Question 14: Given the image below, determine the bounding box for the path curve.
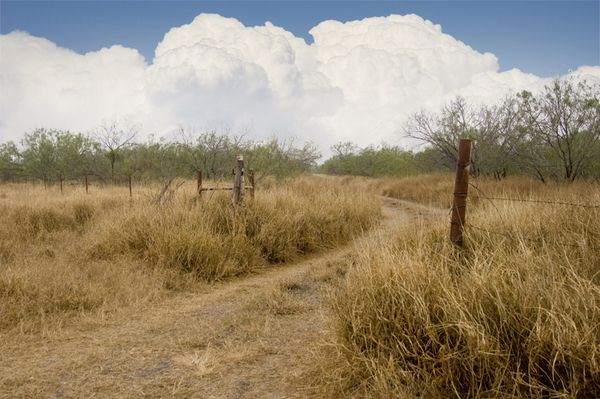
[0,198,444,398]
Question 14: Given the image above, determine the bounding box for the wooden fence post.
[85,175,89,194]
[129,175,132,198]
[249,168,255,199]
[232,154,244,207]
[450,139,472,247]
[197,170,202,197]
[60,175,63,194]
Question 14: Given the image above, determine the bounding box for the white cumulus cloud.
[0,31,147,140]
[1,13,599,152]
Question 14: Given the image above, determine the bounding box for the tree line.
[316,142,439,177]
[0,122,321,185]
[403,78,600,182]
[320,78,600,182]
[1,78,598,184]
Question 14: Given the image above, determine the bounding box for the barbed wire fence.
[450,139,600,252]
[466,183,599,250]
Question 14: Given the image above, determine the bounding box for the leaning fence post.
[232,154,244,207]
[450,139,472,247]
[249,168,255,199]
[197,170,202,197]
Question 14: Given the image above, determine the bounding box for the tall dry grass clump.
[0,185,172,332]
[378,172,454,208]
[0,176,381,331]
[246,176,380,262]
[327,177,600,398]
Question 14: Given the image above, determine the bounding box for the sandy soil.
[0,198,441,398]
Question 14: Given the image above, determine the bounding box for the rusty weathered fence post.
[232,154,244,207]
[85,175,89,194]
[129,175,132,198]
[197,170,202,197]
[249,168,255,199]
[450,139,472,247]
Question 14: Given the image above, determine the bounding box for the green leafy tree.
[319,142,428,177]
[365,144,417,177]
[20,128,97,183]
[122,138,191,182]
[321,142,360,175]
[405,79,600,182]
[0,141,23,181]
[174,123,251,179]
[246,135,321,181]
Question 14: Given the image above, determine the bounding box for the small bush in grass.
[73,201,94,226]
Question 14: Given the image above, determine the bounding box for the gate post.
[197,170,202,197]
[249,169,255,199]
[232,155,244,207]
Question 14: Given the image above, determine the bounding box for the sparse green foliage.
[3,124,320,184]
[89,118,140,183]
[318,142,431,177]
[246,136,321,181]
[516,79,600,181]
[0,141,22,181]
[19,128,98,183]
[403,79,600,182]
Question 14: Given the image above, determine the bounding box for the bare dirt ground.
[0,199,443,398]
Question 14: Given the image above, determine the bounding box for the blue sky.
[1,1,599,150]
[2,1,598,78]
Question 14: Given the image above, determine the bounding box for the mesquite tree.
[516,79,600,182]
[90,118,140,183]
[404,78,600,182]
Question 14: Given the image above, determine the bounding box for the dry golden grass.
[377,172,455,209]
[0,235,367,398]
[325,175,600,398]
[5,172,599,398]
[0,175,381,333]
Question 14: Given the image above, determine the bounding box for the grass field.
[325,175,600,398]
[2,173,599,398]
[0,175,381,333]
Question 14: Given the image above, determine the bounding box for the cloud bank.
[1,13,599,151]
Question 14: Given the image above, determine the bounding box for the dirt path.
[0,199,441,398]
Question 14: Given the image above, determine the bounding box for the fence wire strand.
[444,180,600,251]
[467,182,600,209]
[466,224,599,251]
